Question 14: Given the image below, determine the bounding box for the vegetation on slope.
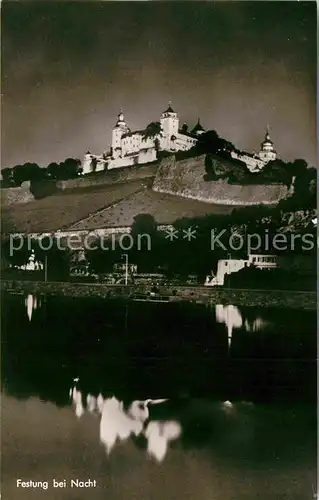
[1,158,82,187]
[172,129,316,193]
[3,196,316,288]
[1,180,147,233]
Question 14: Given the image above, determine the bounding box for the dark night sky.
[1,1,317,168]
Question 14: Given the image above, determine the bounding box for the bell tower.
[160,102,179,150]
[112,110,130,158]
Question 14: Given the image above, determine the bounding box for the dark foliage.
[224,266,316,291]
[2,158,82,186]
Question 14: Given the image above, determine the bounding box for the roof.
[178,129,198,139]
[261,129,274,145]
[262,137,273,146]
[191,119,205,134]
[122,129,145,139]
[163,104,175,114]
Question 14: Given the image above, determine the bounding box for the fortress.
[82,103,277,175]
[82,103,204,174]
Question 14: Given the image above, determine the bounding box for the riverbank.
[1,280,316,310]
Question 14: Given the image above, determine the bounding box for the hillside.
[1,182,35,206]
[1,180,148,234]
[153,155,290,205]
[2,177,237,234]
[2,154,301,235]
[68,188,234,231]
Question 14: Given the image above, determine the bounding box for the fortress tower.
[160,102,179,151]
[258,126,277,162]
[111,111,130,158]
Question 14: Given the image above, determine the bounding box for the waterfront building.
[17,250,43,272]
[205,253,278,286]
[113,263,138,274]
[69,262,90,278]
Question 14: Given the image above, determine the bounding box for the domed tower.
[160,102,179,150]
[258,126,277,163]
[112,110,130,158]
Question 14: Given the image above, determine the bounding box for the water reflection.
[215,304,243,347]
[145,420,182,462]
[70,382,182,462]
[2,392,316,500]
[244,317,269,332]
[2,294,316,407]
[100,396,144,455]
[215,305,271,347]
[71,382,316,466]
[70,386,85,418]
[25,294,40,322]
[1,295,317,498]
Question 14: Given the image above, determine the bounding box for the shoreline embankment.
[1,280,316,310]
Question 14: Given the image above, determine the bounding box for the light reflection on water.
[215,304,270,347]
[1,294,317,500]
[25,294,40,322]
[2,391,316,500]
[70,385,181,462]
[23,295,270,345]
[215,304,243,347]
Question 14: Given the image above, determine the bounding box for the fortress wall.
[56,164,158,191]
[153,155,289,206]
[1,182,35,206]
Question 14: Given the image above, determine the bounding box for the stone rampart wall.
[153,155,289,205]
[1,182,35,206]
[57,164,158,191]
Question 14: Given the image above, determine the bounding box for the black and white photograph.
[1,1,317,499]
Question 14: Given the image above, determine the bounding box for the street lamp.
[121,253,129,286]
[227,253,231,290]
[44,254,48,282]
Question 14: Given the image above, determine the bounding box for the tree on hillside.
[11,163,44,185]
[142,122,163,154]
[290,165,317,209]
[260,160,292,185]
[142,122,163,141]
[289,159,309,177]
[130,214,161,272]
[12,165,27,186]
[25,163,45,182]
[33,237,70,281]
[196,130,220,155]
[46,162,60,179]
[85,241,116,274]
[158,214,231,280]
[60,158,82,179]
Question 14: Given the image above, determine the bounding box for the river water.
[1,294,317,500]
